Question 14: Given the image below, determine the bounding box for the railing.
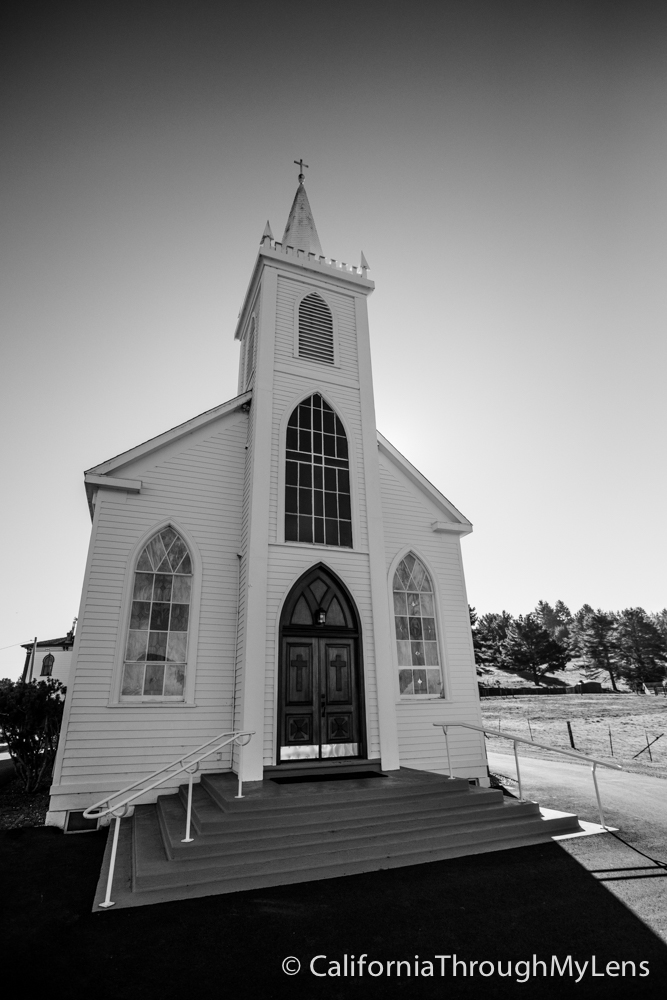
[433,722,622,830]
[84,729,254,909]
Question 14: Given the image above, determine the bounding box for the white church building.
[47,177,490,830]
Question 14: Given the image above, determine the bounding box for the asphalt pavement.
[488,752,667,942]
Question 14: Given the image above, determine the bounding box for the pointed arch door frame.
[277,564,366,764]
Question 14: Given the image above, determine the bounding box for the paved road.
[488,751,667,942]
[487,752,667,844]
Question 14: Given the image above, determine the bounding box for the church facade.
[47,181,488,829]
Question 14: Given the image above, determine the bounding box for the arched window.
[298,292,334,364]
[285,394,352,547]
[41,653,54,677]
[393,553,442,696]
[121,526,192,699]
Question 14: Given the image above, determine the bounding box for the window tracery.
[121,527,192,699]
[393,553,443,696]
[285,394,352,547]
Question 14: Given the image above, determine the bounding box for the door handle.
[321,694,326,718]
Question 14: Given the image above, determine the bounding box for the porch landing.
[92,767,582,910]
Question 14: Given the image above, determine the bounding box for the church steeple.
[281,182,323,256]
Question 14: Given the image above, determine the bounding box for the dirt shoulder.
[481,693,667,780]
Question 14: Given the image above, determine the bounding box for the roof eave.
[377,431,472,533]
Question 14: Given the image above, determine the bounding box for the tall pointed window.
[121,527,192,699]
[393,554,443,696]
[285,394,352,547]
[298,293,334,364]
[244,317,256,389]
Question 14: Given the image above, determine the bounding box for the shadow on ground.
[3,826,667,999]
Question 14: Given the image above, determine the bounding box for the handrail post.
[441,726,455,779]
[236,738,244,799]
[181,764,197,843]
[513,740,523,800]
[591,762,606,829]
[98,814,121,909]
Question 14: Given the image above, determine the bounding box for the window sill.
[272,540,368,554]
[396,696,449,703]
[107,701,199,708]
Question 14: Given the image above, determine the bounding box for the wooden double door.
[279,636,361,762]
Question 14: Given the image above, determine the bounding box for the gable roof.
[86,391,252,477]
[21,634,75,652]
[81,389,470,534]
[83,391,252,518]
[377,432,472,533]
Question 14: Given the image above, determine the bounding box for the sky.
[1,1,666,679]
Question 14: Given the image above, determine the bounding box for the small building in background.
[21,625,76,687]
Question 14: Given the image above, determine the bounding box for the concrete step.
[176,781,507,837]
[96,766,583,908]
[199,770,473,816]
[156,791,541,860]
[133,801,576,893]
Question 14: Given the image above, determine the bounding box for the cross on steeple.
[294,158,309,183]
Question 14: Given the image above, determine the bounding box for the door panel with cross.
[280,638,359,761]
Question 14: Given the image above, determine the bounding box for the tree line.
[469,601,667,690]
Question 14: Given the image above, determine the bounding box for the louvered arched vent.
[298,293,334,365]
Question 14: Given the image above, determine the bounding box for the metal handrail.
[86,728,254,909]
[434,721,622,830]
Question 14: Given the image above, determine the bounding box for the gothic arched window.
[244,317,256,389]
[285,394,352,547]
[121,526,192,699]
[298,292,334,364]
[393,553,443,696]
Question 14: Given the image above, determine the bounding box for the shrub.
[0,678,66,793]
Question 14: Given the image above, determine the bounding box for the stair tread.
[135,803,577,884]
[175,783,510,834]
[158,795,540,854]
[108,766,582,905]
[201,771,473,813]
[134,805,576,889]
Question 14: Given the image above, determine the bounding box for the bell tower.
[232,170,399,780]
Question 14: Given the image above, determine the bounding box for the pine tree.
[474,611,514,667]
[500,613,569,685]
[569,606,620,691]
[650,609,667,646]
[613,608,667,687]
[535,600,572,645]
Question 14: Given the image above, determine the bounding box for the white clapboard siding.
[51,411,248,808]
[378,456,486,779]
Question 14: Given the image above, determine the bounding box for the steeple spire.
[281,167,323,256]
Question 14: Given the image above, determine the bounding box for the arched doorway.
[278,565,365,763]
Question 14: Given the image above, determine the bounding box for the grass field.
[481,693,667,779]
